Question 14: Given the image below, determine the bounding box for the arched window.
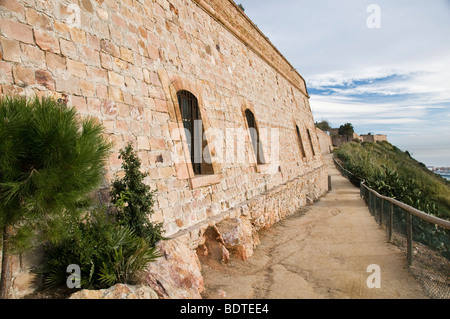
[295,125,306,158]
[245,109,266,165]
[177,90,212,175]
[307,128,316,157]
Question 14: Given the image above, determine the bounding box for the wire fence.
[333,156,450,299]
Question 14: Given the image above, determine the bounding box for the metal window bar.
[177,90,202,175]
[295,125,306,158]
[245,110,266,165]
[306,128,316,157]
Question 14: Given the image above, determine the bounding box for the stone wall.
[332,132,361,147]
[0,0,328,298]
[361,134,387,143]
[315,128,332,155]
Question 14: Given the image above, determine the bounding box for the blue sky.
[238,0,450,166]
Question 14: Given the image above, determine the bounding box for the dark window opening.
[296,125,306,158]
[307,128,316,157]
[177,90,213,175]
[245,109,266,165]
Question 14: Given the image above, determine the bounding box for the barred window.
[296,125,306,158]
[307,128,316,157]
[245,109,266,165]
[177,90,211,175]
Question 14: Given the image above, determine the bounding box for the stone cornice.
[192,0,309,98]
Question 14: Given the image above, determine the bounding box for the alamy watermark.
[66,4,81,28]
[169,122,281,174]
[366,264,381,288]
[66,264,81,289]
[367,4,381,29]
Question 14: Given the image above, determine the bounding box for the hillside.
[335,141,450,220]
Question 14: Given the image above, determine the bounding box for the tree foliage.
[110,143,164,247]
[315,120,331,132]
[338,123,354,137]
[0,96,112,297]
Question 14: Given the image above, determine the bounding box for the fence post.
[388,203,393,242]
[370,191,374,216]
[379,198,383,226]
[406,212,413,266]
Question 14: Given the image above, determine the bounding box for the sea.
[435,171,450,181]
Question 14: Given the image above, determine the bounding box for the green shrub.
[0,96,111,297]
[110,143,164,246]
[38,207,160,290]
[38,143,165,291]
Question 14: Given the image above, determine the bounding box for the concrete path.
[201,155,427,299]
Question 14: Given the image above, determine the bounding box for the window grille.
[177,90,202,175]
[245,109,266,165]
[296,125,306,158]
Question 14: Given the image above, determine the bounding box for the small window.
[295,125,306,158]
[245,109,266,165]
[177,90,213,175]
[307,128,316,157]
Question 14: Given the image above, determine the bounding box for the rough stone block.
[1,38,21,63]
[0,61,13,84]
[0,18,33,44]
[13,65,35,86]
[215,217,256,261]
[45,52,66,70]
[143,238,204,299]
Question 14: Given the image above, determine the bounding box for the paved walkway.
[201,155,427,299]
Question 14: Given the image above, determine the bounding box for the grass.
[335,141,450,220]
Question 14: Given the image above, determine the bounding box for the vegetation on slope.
[335,140,450,220]
[336,141,450,257]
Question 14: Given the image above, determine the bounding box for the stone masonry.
[315,127,333,155]
[0,0,329,298]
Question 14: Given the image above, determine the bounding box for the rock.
[142,238,204,299]
[220,244,230,264]
[215,217,256,261]
[69,284,158,299]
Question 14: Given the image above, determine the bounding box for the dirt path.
[200,155,427,299]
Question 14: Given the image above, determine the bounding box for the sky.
[238,0,450,167]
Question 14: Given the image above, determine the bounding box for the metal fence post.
[388,203,393,242]
[371,191,374,216]
[406,212,413,266]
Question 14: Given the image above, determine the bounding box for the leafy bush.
[110,143,164,246]
[38,207,160,290]
[38,143,165,291]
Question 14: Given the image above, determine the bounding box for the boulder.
[197,225,230,266]
[215,217,257,261]
[69,284,158,299]
[142,238,204,299]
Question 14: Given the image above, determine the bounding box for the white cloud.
[240,0,450,165]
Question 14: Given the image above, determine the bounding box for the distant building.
[360,134,388,143]
[329,129,387,147]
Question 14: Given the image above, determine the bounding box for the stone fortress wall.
[0,0,329,298]
[315,127,333,155]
